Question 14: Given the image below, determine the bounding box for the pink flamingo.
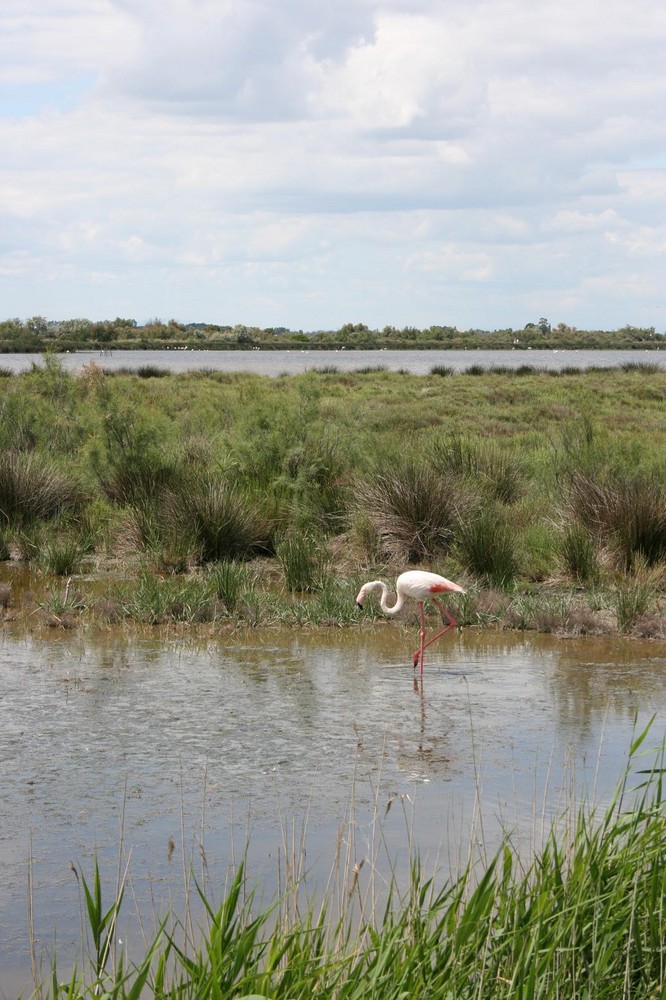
[356,570,465,676]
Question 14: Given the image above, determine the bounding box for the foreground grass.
[1,360,665,638]
[29,726,666,998]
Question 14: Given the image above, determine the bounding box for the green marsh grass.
[113,572,217,625]
[430,434,523,504]
[208,559,256,613]
[27,726,666,999]
[276,533,330,592]
[560,522,600,584]
[0,362,664,637]
[615,579,657,633]
[455,508,519,588]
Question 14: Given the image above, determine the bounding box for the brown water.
[1,626,666,993]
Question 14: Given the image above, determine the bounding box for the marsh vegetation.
[0,357,664,637]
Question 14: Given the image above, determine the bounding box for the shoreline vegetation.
[22,729,666,998]
[0,357,664,638]
[0,315,664,354]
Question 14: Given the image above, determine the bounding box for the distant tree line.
[0,315,662,352]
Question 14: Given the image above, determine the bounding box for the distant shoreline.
[2,340,665,354]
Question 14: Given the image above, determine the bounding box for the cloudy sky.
[1,0,665,331]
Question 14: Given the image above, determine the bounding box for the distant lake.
[1,347,664,376]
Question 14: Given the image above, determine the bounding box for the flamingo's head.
[356,581,381,608]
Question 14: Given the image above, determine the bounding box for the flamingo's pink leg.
[412,600,458,670]
[412,601,427,675]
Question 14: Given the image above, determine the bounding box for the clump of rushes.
[455,507,519,589]
[615,576,657,633]
[208,560,256,613]
[29,728,666,999]
[431,434,523,504]
[354,461,468,563]
[135,364,171,378]
[567,470,666,570]
[159,474,273,564]
[98,446,181,509]
[276,533,330,592]
[114,572,217,624]
[0,451,85,527]
[560,522,599,584]
[38,534,86,576]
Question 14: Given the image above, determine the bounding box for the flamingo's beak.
[356,598,364,608]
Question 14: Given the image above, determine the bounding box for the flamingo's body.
[356,570,465,676]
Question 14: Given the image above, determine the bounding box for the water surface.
[1,347,664,376]
[1,626,665,991]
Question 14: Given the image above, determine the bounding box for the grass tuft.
[455,508,519,588]
[276,533,330,592]
[354,461,469,563]
[567,470,666,570]
[0,452,85,528]
[560,522,599,583]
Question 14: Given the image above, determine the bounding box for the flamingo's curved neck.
[376,582,404,616]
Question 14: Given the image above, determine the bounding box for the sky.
[1,0,665,332]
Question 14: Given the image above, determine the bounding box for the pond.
[1,625,666,992]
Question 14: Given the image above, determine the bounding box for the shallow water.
[1,625,666,992]
[1,346,664,375]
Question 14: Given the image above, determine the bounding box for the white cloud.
[0,0,665,329]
